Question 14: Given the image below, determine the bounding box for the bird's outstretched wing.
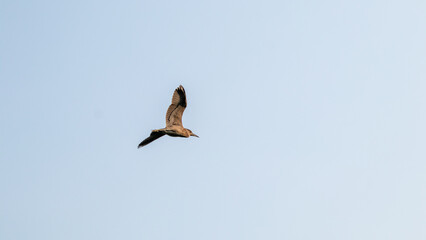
[138,131,166,148]
[165,85,187,127]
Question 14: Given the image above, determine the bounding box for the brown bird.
[138,85,199,148]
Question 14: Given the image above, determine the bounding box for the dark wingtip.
[137,141,146,148]
[176,85,187,107]
[177,85,185,93]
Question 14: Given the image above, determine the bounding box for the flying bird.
[138,85,199,148]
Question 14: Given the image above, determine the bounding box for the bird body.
[138,85,198,148]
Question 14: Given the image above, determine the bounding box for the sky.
[1,0,426,239]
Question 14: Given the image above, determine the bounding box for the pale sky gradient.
[1,0,426,239]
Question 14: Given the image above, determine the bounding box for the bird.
[138,85,199,148]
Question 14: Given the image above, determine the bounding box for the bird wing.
[165,85,187,127]
[138,131,166,148]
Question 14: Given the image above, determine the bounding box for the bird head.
[187,129,199,138]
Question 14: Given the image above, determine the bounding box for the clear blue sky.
[1,0,426,239]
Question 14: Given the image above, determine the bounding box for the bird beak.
[191,133,199,138]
